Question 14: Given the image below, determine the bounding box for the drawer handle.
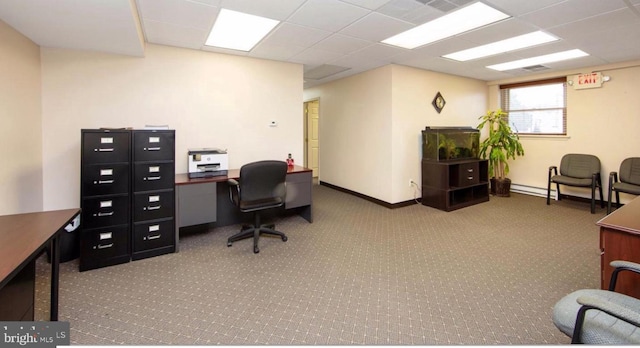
[145,176,161,181]
[96,211,114,217]
[96,180,114,184]
[96,243,113,249]
[145,147,161,151]
[467,169,474,172]
[146,205,161,211]
[146,234,161,240]
[96,148,114,152]
[467,176,474,180]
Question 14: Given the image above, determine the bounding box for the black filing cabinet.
[131,130,176,260]
[80,129,131,271]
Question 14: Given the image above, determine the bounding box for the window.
[500,77,567,135]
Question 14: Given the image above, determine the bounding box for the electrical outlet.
[409,179,413,187]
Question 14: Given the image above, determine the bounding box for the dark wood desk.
[175,165,313,250]
[597,196,640,297]
[0,208,81,321]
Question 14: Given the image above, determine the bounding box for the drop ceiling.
[1,0,639,88]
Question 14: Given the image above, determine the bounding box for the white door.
[305,100,319,177]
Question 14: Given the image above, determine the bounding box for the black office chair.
[227,160,288,253]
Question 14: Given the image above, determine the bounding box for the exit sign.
[572,72,603,90]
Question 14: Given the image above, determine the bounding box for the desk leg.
[175,187,180,253]
[300,205,313,223]
[50,236,59,321]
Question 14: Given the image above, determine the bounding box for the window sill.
[517,134,571,140]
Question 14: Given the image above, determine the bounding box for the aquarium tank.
[422,126,480,161]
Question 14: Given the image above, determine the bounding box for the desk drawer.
[133,190,174,222]
[133,131,174,162]
[132,219,174,252]
[82,163,130,196]
[133,162,174,191]
[82,131,130,164]
[80,225,129,260]
[82,195,130,228]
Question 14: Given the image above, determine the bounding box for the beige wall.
[304,64,488,204]
[0,20,42,215]
[489,61,640,203]
[41,44,303,210]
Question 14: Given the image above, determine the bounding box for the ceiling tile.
[339,12,413,42]
[219,0,306,20]
[290,48,345,65]
[376,0,442,24]
[287,0,370,31]
[519,0,632,29]
[142,20,208,49]
[339,0,393,10]
[261,22,332,47]
[137,0,218,31]
[312,34,372,54]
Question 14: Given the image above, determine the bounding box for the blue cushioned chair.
[553,260,640,344]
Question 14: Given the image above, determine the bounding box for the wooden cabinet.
[421,159,489,211]
[80,129,132,271]
[131,130,175,260]
[80,129,175,271]
[597,196,640,297]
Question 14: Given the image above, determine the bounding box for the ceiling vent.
[522,64,550,72]
[415,0,474,12]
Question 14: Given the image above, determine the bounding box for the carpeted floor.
[35,183,604,344]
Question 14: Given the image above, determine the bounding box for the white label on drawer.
[100,169,113,176]
[100,200,113,208]
[149,224,160,232]
[149,166,160,173]
[99,232,112,240]
[101,137,113,144]
[149,195,160,202]
[149,136,160,143]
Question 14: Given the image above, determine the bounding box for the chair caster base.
[254,247,259,254]
[282,236,287,242]
[227,242,232,247]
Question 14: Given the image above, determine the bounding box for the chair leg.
[547,178,551,205]
[615,191,620,210]
[590,179,596,214]
[598,175,604,208]
[556,183,561,201]
[607,186,613,214]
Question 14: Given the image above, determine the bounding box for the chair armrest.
[571,295,640,343]
[608,260,640,291]
[609,171,619,185]
[548,166,558,175]
[228,179,239,204]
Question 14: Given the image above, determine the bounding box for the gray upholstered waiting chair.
[227,160,288,254]
[553,260,640,344]
[547,153,604,214]
[607,157,640,214]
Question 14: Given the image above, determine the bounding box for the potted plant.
[477,109,524,197]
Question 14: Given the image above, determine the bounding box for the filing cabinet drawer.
[82,131,130,164]
[82,163,130,196]
[133,162,174,191]
[133,131,174,162]
[133,190,174,222]
[132,219,174,252]
[82,195,130,228]
[80,225,129,260]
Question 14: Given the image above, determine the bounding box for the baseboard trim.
[510,183,606,205]
[319,181,417,209]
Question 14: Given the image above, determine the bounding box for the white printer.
[188,148,228,178]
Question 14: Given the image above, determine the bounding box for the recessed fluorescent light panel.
[381,2,510,49]
[486,49,589,71]
[205,9,279,51]
[443,31,558,61]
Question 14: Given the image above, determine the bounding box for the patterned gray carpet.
[35,183,603,344]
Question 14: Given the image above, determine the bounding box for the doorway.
[303,99,319,177]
